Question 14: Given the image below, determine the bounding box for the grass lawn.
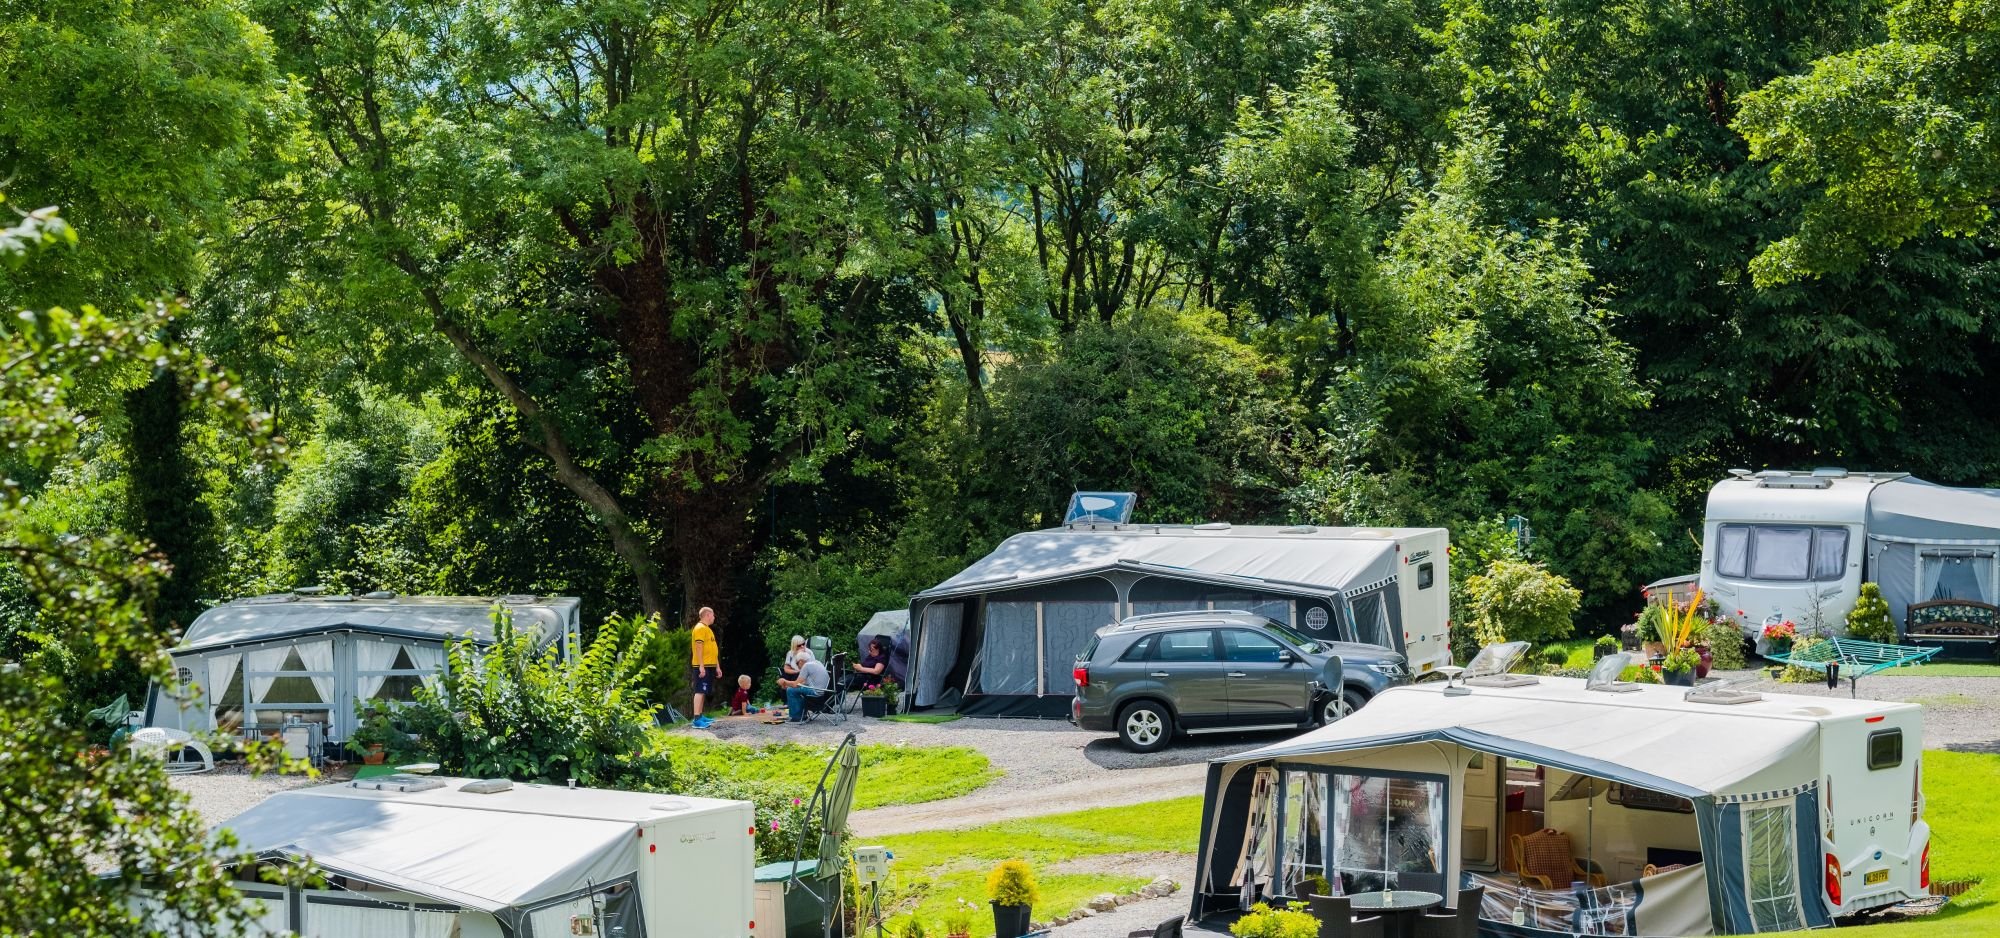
[1873,662,2000,678]
[879,796,1205,933]
[655,734,1000,810]
[882,713,963,724]
[1537,638,1601,671]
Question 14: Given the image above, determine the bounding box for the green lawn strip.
[1873,662,2000,678]
[882,713,964,724]
[655,734,1000,810]
[1535,639,1598,671]
[877,796,1204,932]
[1793,751,1998,936]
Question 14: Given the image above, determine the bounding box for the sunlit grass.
[654,734,1000,810]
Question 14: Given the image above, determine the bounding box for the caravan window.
[1274,767,1446,897]
[1868,729,1903,770]
[1716,524,1849,582]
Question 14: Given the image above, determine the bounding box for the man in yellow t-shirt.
[690,606,721,728]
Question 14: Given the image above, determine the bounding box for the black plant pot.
[1593,645,1612,661]
[992,902,1032,938]
[862,695,889,718]
[1664,668,1695,687]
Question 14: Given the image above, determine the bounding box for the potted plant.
[1593,635,1619,661]
[1762,619,1797,657]
[987,860,1039,938]
[1661,647,1700,687]
[349,698,402,765]
[1229,901,1320,938]
[861,679,902,718]
[899,918,928,938]
[942,899,976,938]
[1636,605,1666,660]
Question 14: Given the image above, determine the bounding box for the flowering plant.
[1762,620,1796,641]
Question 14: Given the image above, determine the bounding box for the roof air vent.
[1277,525,1318,534]
[363,590,397,600]
[1585,653,1641,694]
[1757,475,1832,490]
[1064,491,1138,526]
[1192,522,1231,531]
[292,585,327,596]
[1727,468,1753,478]
[244,593,299,605]
[352,774,447,793]
[1684,680,1763,706]
[499,594,538,604]
[1810,467,1849,478]
[1461,642,1539,688]
[322,594,354,602]
[460,778,513,794]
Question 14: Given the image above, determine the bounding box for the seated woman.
[781,634,807,683]
[849,636,890,691]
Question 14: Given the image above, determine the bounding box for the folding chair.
[802,653,849,724]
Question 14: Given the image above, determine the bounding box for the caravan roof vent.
[499,594,538,604]
[292,585,327,596]
[1684,681,1763,706]
[1461,641,1539,688]
[1811,467,1849,478]
[1192,522,1232,531]
[352,774,447,794]
[460,778,513,794]
[1728,468,1753,478]
[1064,491,1137,526]
[1584,653,1641,694]
[1277,525,1318,534]
[244,593,298,605]
[363,590,396,600]
[1757,474,1832,490]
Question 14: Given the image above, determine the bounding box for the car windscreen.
[1262,619,1323,655]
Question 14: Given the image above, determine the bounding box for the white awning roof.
[1220,678,1867,798]
[219,779,733,912]
[917,526,1423,600]
[178,596,578,653]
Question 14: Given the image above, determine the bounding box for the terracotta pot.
[362,743,386,765]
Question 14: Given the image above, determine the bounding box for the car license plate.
[1864,869,1889,886]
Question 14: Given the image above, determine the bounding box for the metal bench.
[1905,599,2000,661]
[1768,638,1939,697]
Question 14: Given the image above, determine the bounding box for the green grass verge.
[1537,639,1600,671]
[655,734,1000,810]
[879,796,1205,933]
[881,713,963,724]
[1874,662,2000,678]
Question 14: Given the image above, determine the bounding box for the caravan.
[1189,651,1931,936]
[1700,469,2000,651]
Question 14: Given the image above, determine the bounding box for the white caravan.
[1189,665,1931,935]
[1701,469,2000,644]
[208,776,756,938]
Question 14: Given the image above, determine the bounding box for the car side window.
[1120,635,1157,662]
[1153,630,1217,662]
[1221,629,1286,663]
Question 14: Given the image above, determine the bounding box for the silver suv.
[1070,610,1408,751]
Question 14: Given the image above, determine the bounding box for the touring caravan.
[1700,469,2000,648]
[907,522,1452,717]
[1189,654,1930,936]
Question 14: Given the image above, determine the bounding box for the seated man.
[779,647,831,723]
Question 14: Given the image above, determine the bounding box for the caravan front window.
[1274,767,1446,897]
[1716,525,1849,582]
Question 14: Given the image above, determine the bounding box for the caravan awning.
[1867,479,2000,542]
[1223,679,1824,799]
[179,597,576,654]
[221,786,638,912]
[915,527,1404,601]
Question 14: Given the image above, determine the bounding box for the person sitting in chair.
[781,634,808,683]
[779,647,831,723]
[849,636,890,691]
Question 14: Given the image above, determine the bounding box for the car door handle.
[1227,671,1247,677]
[1150,671,1171,678]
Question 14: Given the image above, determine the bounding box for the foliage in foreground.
[0,206,282,935]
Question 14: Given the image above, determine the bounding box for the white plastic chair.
[128,727,215,775]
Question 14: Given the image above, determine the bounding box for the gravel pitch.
[174,762,345,829]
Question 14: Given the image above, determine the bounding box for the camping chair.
[1413,886,1483,938]
[127,727,215,775]
[1309,894,1384,938]
[1511,830,1606,890]
[1126,914,1185,938]
[802,653,849,724]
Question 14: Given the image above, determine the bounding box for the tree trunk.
[124,365,216,635]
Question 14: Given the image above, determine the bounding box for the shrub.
[1663,647,1700,674]
[942,899,977,936]
[1781,635,1827,683]
[986,860,1040,908]
[1846,582,1896,643]
[400,607,672,788]
[1635,604,1664,643]
[1464,559,1581,645]
[600,613,693,718]
[1704,619,1747,671]
[1595,634,1618,653]
[1229,902,1321,938]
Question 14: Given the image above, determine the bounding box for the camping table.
[1348,890,1443,938]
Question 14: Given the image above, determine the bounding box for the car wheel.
[1320,688,1367,725]
[1118,702,1172,752]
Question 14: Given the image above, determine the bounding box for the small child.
[730,674,753,715]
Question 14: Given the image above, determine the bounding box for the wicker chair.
[1125,914,1184,938]
[1413,886,1483,938]
[1510,829,1607,890]
[1308,894,1385,938]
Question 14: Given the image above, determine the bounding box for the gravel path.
[174,762,345,828]
[1707,667,2000,751]
[695,713,1295,836]
[1044,893,1225,937]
